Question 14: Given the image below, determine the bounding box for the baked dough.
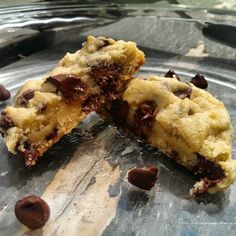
[107,75,236,195]
[0,36,144,166]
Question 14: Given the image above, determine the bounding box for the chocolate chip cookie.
[107,75,236,195]
[0,36,145,166]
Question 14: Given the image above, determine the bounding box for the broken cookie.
[0,36,144,166]
[104,75,236,195]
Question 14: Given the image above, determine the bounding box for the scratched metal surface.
[0,3,236,236]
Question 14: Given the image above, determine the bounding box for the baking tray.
[0,2,236,236]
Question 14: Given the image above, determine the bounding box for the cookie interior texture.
[0,36,145,166]
[106,76,236,195]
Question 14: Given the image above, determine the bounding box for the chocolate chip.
[0,113,14,136]
[128,166,158,190]
[45,74,87,100]
[173,86,192,99]
[110,99,130,127]
[90,63,122,94]
[164,69,180,81]
[20,89,35,105]
[82,94,100,114]
[194,154,225,180]
[15,195,50,230]
[0,84,10,101]
[134,100,156,136]
[135,101,156,122]
[190,74,208,89]
[45,128,58,141]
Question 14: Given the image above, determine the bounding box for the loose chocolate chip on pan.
[128,166,158,190]
[45,74,87,100]
[164,69,180,81]
[173,86,192,99]
[190,74,208,89]
[15,195,50,230]
[110,99,130,126]
[0,84,10,101]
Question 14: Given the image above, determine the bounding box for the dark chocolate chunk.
[134,100,156,136]
[128,166,158,190]
[45,128,58,141]
[0,84,10,101]
[164,69,180,81]
[194,154,225,180]
[17,89,36,106]
[45,74,87,100]
[173,86,192,99]
[110,99,130,127]
[0,112,14,135]
[82,94,100,114]
[90,63,122,94]
[20,89,35,105]
[15,195,50,230]
[190,74,208,89]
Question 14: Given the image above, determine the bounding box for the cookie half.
[106,76,236,194]
[0,36,145,166]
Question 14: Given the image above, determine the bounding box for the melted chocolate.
[134,100,156,136]
[45,74,87,100]
[90,63,122,94]
[194,154,225,180]
[82,94,100,114]
[110,99,130,127]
